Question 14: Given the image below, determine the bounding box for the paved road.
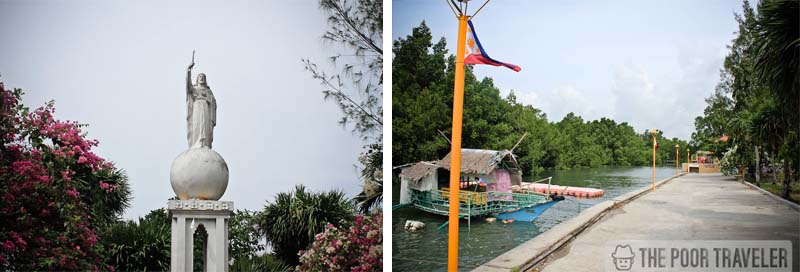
[539,173,800,272]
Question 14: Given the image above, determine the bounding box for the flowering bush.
[0,83,130,270]
[719,145,739,176]
[297,213,382,272]
[255,185,354,265]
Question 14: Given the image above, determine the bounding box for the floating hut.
[397,149,559,222]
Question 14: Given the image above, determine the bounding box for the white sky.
[0,0,366,219]
[393,0,750,140]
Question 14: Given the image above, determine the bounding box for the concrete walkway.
[536,173,800,271]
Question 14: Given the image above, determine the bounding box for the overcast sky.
[0,0,367,219]
[394,0,750,140]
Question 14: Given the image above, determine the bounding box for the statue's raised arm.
[186,51,195,96]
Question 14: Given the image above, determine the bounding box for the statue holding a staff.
[185,51,217,149]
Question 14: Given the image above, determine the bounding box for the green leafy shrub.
[255,185,354,265]
[103,209,170,271]
[230,253,292,271]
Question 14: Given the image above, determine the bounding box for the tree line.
[392,22,688,177]
[691,0,798,200]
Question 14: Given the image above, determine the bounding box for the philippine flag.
[464,20,521,72]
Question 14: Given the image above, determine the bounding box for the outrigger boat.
[394,148,564,226]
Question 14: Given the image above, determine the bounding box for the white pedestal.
[168,200,233,272]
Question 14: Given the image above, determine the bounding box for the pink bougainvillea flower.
[66,189,79,198]
[1,84,127,269]
[297,213,382,272]
[2,240,15,251]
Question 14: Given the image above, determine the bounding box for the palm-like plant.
[87,168,132,225]
[354,180,382,213]
[255,185,355,265]
[753,0,800,198]
[102,209,171,271]
[355,142,382,213]
[753,0,800,117]
[230,253,292,272]
[749,105,787,182]
[750,105,786,156]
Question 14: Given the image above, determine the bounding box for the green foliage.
[103,208,274,271]
[691,1,763,165]
[103,209,170,271]
[392,22,688,174]
[354,142,382,213]
[230,253,292,272]
[692,0,799,199]
[752,0,800,124]
[690,89,734,154]
[255,185,355,265]
[306,0,384,215]
[229,210,264,260]
[751,0,799,197]
[392,22,452,164]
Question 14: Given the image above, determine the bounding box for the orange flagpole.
[650,129,657,191]
[652,138,656,191]
[675,144,679,175]
[448,14,469,272]
[652,137,656,191]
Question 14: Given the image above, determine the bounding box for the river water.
[392,166,679,271]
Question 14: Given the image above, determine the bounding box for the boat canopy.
[399,148,521,184]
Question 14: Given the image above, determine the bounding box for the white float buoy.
[404,220,425,231]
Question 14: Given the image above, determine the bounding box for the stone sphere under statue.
[170,148,229,200]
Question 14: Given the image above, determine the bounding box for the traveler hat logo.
[611,244,635,271]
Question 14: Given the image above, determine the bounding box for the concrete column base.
[168,199,233,272]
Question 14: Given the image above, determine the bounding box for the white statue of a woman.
[186,54,217,149]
